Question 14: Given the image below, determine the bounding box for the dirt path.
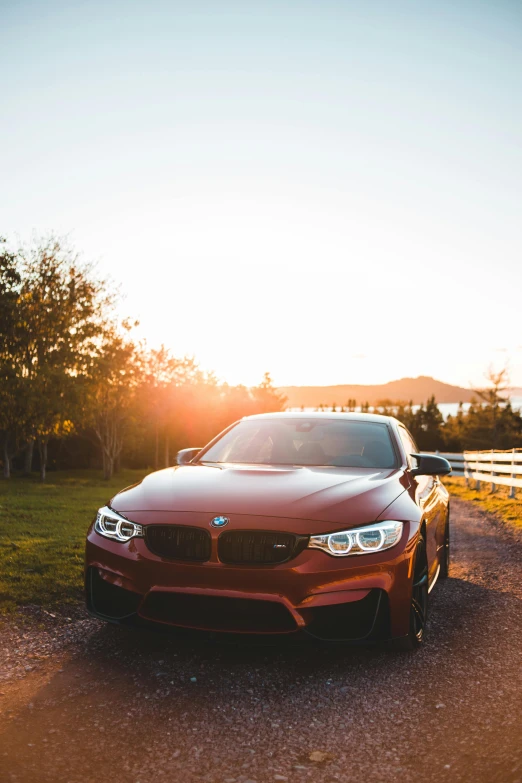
[1,498,521,783]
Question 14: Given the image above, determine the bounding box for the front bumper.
[85,519,418,641]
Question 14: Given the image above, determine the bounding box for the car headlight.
[308,520,403,557]
[94,506,144,542]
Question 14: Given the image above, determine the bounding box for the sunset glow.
[2,0,522,387]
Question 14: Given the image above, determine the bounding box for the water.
[289,397,522,420]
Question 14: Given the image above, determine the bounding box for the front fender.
[377,488,422,528]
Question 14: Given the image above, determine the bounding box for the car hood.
[111,464,408,526]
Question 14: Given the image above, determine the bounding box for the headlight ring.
[94,506,143,543]
[308,520,403,557]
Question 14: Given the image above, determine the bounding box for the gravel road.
[1,498,521,783]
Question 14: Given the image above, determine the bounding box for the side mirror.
[176,447,202,466]
[410,453,451,477]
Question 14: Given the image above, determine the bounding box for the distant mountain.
[278,376,476,408]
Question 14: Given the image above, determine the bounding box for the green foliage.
[0,238,26,473]
[0,237,21,349]
[84,324,142,480]
[251,372,287,413]
[444,371,522,451]
[0,234,287,480]
[370,395,446,450]
[0,235,111,479]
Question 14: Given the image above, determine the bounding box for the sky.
[2,0,522,389]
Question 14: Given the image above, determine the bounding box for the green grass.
[444,476,522,531]
[0,469,149,613]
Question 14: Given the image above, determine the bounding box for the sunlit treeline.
[311,377,522,452]
[0,235,285,480]
[2,235,520,481]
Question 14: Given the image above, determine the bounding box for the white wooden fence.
[435,449,522,497]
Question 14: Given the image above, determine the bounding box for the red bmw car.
[85,413,451,650]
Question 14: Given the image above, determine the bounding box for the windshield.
[199,419,397,469]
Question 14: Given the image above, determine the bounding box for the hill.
[278,376,475,408]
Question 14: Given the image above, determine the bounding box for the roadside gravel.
[1,498,521,783]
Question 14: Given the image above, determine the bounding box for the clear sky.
[2,0,522,388]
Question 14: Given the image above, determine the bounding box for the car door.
[398,426,441,583]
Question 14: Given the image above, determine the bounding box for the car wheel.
[389,533,429,652]
[439,510,450,579]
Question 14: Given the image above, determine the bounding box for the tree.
[0,238,21,348]
[0,368,26,478]
[251,372,286,413]
[138,349,204,469]
[140,346,182,469]
[371,397,445,450]
[84,326,141,480]
[415,395,444,450]
[474,367,510,409]
[0,238,23,477]
[443,402,466,452]
[469,368,510,449]
[445,369,522,451]
[19,237,111,479]
[0,235,112,479]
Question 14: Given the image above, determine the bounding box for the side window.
[398,427,418,468]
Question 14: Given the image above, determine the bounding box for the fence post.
[510,448,516,499]
[491,449,496,492]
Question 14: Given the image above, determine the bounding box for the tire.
[439,509,450,579]
[389,533,429,652]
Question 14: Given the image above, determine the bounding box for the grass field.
[443,476,522,531]
[0,470,148,613]
[0,470,520,613]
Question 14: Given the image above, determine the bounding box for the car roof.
[242,411,400,426]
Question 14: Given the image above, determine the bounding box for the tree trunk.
[154,424,159,471]
[164,434,170,468]
[2,437,10,479]
[104,454,114,481]
[24,440,34,475]
[93,414,124,480]
[37,437,48,482]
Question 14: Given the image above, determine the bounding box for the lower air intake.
[305,589,389,641]
[86,567,142,620]
[140,592,297,633]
